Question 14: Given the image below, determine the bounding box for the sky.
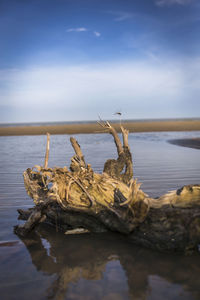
[0,0,200,123]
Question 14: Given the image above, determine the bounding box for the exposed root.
[14,121,200,252]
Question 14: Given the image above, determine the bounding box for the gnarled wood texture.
[14,122,200,253]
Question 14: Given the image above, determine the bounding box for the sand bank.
[168,138,200,150]
[0,119,200,136]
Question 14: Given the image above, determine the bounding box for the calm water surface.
[0,131,200,300]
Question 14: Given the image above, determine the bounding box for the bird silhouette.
[114,112,122,116]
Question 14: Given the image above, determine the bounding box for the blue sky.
[0,0,200,123]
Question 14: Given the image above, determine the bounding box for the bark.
[14,122,200,252]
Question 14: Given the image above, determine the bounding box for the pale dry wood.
[70,137,86,168]
[121,126,129,149]
[98,120,123,155]
[66,173,95,207]
[44,133,50,169]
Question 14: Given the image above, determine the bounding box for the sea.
[0,130,200,300]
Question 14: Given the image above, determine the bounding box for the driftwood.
[14,122,200,252]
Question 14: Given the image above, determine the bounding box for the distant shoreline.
[168,138,200,150]
[0,119,200,136]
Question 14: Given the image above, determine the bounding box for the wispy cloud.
[107,11,134,22]
[66,28,101,38]
[66,27,87,33]
[155,0,192,6]
[94,31,101,37]
[1,58,199,122]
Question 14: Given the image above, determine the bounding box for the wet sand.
[0,119,200,136]
[168,138,200,150]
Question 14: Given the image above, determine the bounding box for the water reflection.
[17,224,200,300]
[1,132,200,299]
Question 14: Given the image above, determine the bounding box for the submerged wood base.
[15,184,200,252]
[14,122,200,253]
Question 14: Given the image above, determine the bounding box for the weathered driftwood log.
[14,122,200,252]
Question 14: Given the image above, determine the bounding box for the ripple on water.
[0,132,200,299]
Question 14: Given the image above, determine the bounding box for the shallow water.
[0,131,200,300]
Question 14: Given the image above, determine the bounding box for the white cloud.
[66,27,87,33]
[94,31,101,37]
[155,0,192,6]
[107,11,134,22]
[66,28,101,38]
[1,57,199,122]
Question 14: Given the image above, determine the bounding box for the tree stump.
[14,122,200,253]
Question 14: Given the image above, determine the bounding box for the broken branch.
[44,133,50,169]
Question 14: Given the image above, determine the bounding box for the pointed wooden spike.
[44,133,50,169]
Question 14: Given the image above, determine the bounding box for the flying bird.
[114,112,122,126]
[114,112,122,116]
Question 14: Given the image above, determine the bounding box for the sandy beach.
[0,119,200,136]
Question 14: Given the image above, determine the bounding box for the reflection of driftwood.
[17,226,200,300]
[14,122,200,252]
